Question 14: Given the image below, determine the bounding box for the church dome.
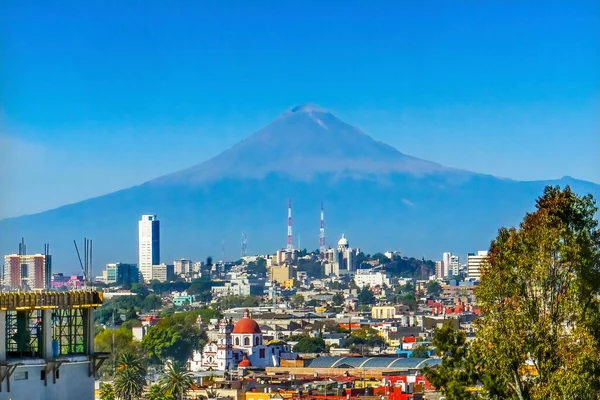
[238,355,251,368]
[338,234,348,247]
[232,309,262,334]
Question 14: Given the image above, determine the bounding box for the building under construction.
[0,290,104,400]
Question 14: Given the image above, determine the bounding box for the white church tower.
[216,317,234,370]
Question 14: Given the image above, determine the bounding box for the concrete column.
[42,309,53,359]
[0,310,6,361]
[83,308,94,355]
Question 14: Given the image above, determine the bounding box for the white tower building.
[216,318,234,370]
[467,250,489,280]
[138,214,160,282]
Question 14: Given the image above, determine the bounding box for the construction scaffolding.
[0,291,102,360]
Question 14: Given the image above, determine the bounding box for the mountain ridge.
[0,105,598,272]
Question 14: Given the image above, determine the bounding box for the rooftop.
[306,356,440,370]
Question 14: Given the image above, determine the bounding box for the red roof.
[238,358,252,367]
[232,310,262,334]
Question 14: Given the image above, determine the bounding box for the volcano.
[1,105,598,272]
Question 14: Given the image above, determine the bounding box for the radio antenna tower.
[319,202,326,256]
[286,199,293,252]
[241,232,247,257]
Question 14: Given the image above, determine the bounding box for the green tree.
[422,323,482,399]
[474,186,600,399]
[411,344,430,358]
[196,307,223,323]
[142,294,162,312]
[217,295,261,310]
[130,283,149,297]
[425,281,442,297]
[291,294,305,308]
[94,327,144,378]
[292,336,327,353]
[159,362,195,400]
[357,286,376,305]
[331,292,345,306]
[187,278,215,302]
[113,352,146,400]
[145,384,169,400]
[141,312,205,365]
[99,383,115,400]
[346,327,385,348]
[247,258,267,276]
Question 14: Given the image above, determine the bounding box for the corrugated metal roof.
[306,356,441,370]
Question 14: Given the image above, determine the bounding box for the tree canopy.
[357,286,376,305]
[425,281,443,297]
[424,186,600,399]
[141,312,205,365]
[292,336,327,353]
[474,186,600,399]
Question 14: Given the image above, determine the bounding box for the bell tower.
[216,317,234,370]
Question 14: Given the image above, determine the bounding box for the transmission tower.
[241,232,247,257]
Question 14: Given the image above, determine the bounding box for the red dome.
[232,317,262,334]
[232,309,262,334]
[238,357,251,368]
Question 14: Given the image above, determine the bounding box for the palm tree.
[99,383,115,400]
[159,362,195,400]
[117,352,146,374]
[114,352,146,400]
[145,383,170,400]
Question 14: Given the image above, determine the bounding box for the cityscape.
[1,1,599,400]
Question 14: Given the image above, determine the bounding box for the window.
[40,370,46,380]
[15,371,28,381]
[271,348,275,354]
[259,349,265,358]
[244,337,250,346]
[235,337,240,346]
[255,337,259,346]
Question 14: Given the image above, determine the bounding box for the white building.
[324,234,359,276]
[467,251,489,280]
[151,263,173,282]
[353,269,391,288]
[138,215,160,282]
[442,252,460,278]
[189,310,291,371]
[435,261,444,280]
[174,259,193,276]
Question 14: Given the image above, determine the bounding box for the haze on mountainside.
[1,104,598,272]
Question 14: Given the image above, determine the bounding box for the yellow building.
[283,278,299,288]
[371,305,408,319]
[269,265,294,284]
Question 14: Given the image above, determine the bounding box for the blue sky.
[1,0,598,219]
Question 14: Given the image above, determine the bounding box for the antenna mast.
[221,238,225,262]
[286,199,293,252]
[319,202,326,257]
[241,232,247,258]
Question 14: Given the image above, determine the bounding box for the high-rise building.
[151,263,174,283]
[467,251,489,280]
[442,252,451,278]
[139,215,160,282]
[3,253,51,290]
[435,260,444,279]
[101,263,139,285]
[442,252,461,278]
[174,259,193,276]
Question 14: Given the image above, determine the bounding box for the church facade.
[189,309,291,371]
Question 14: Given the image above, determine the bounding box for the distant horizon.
[1,1,598,218]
